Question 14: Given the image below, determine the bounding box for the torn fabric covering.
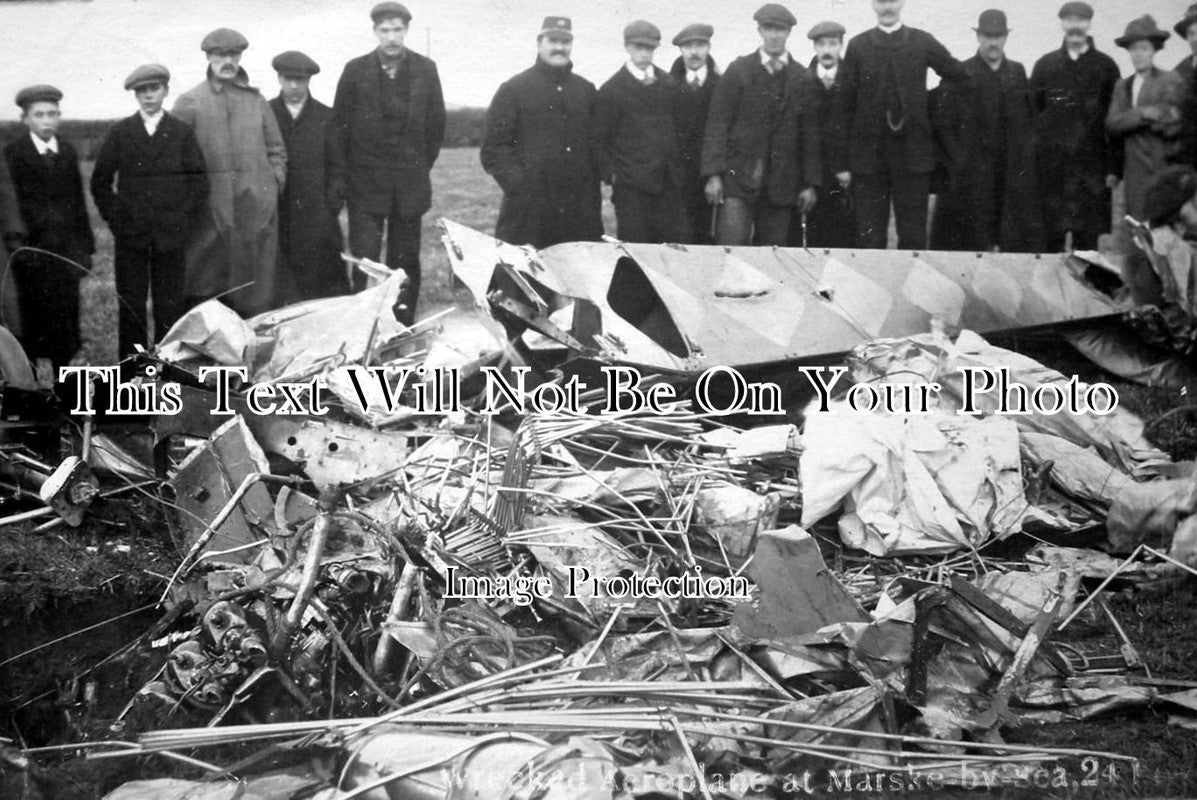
[156,299,261,367]
[800,407,1027,556]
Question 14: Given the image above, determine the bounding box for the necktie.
[42,149,55,167]
[642,71,655,86]
[767,57,782,75]
[690,73,701,89]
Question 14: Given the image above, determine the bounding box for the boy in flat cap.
[270,51,347,302]
[1029,2,1121,253]
[594,21,690,244]
[91,65,208,363]
[801,20,854,248]
[930,10,1043,254]
[173,28,288,317]
[481,17,602,248]
[1107,15,1188,304]
[4,85,94,379]
[669,23,720,244]
[835,0,966,250]
[329,2,445,325]
[701,4,821,246]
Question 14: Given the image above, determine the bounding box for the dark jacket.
[90,112,208,252]
[804,57,855,248]
[1176,54,1197,168]
[931,56,1044,253]
[270,95,346,301]
[480,59,602,248]
[594,65,686,194]
[5,135,93,259]
[329,49,446,218]
[669,55,720,202]
[700,51,821,205]
[1029,40,1121,240]
[835,26,966,175]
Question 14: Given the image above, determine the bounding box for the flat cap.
[1115,15,1170,49]
[201,27,249,53]
[272,50,320,76]
[624,20,661,47]
[15,84,62,109]
[1144,166,1197,225]
[754,3,797,29]
[975,9,1010,36]
[807,21,846,41]
[1175,4,1197,37]
[539,16,573,41]
[672,23,714,46]
[1057,2,1094,20]
[370,2,411,25]
[124,64,170,91]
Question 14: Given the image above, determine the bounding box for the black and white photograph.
[1,0,1196,797]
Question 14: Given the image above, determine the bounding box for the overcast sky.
[0,0,1191,120]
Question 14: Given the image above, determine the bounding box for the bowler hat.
[672,23,714,46]
[624,20,661,47]
[1057,2,1094,20]
[539,16,573,41]
[754,3,797,29]
[1115,15,1170,49]
[974,10,1009,36]
[370,2,410,25]
[1144,166,1197,225]
[201,28,249,54]
[15,85,62,109]
[807,21,846,41]
[124,64,170,91]
[272,51,320,77]
[1175,4,1197,37]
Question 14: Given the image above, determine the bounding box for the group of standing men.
[0,2,443,379]
[480,0,1197,275]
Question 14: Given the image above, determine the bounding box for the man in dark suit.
[930,11,1043,253]
[91,65,208,362]
[701,4,821,246]
[329,1,445,324]
[269,51,346,303]
[1174,4,1197,168]
[481,17,602,249]
[5,85,95,378]
[834,0,966,249]
[594,21,689,244]
[1030,2,1122,252]
[801,20,855,248]
[669,23,719,244]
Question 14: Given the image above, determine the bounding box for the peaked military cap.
[124,64,170,91]
[754,4,797,29]
[807,21,846,41]
[540,16,573,41]
[624,20,661,47]
[672,23,714,46]
[370,2,411,25]
[272,51,320,76]
[15,85,62,109]
[201,28,249,53]
[1057,2,1094,20]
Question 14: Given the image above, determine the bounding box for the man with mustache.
[173,28,288,316]
[594,21,689,244]
[1029,2,1121,253]
[701,4,821,246]
[834,0,966,250]
[931,10,1043,253]
[669,23,720,245]
[481,17,602,248]
[800,20,854,248]
[329,2,445,325]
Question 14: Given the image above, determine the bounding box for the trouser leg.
[717,196,755,246]
[753,202,792,246]
[854,172,892,249]
[114,240,150,360]
[385,202,422,326]
[150,246,188,344]
[891,172,932,250]
[347,202,385,293]
[613,185,655,243]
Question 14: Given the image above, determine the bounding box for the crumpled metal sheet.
[1014,676,1158,722]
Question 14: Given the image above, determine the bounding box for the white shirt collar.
[625,62,655,81]
[29,132,58,155]
[817,63,839,82]
[686,64,709,86]
[878,21,904,33]
[1066,42,1090,60]
[285,97,307,119]
[759,49,791,67]
[140,108,164,135]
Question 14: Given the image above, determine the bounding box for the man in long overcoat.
[269,51,346,303]
[833,0,966,249]
[0,131,27,343]
[931,11,1043,253]
[329,2,445,323]
[669,23,720,245]
[173,28,287,317]
[1029,2,1121,253]
[91,64,208,360]
[481,16,602,249]
[1173,5,1197,169]
[701,4,821,246]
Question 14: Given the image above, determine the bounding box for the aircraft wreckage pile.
[3,221,1197,799]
